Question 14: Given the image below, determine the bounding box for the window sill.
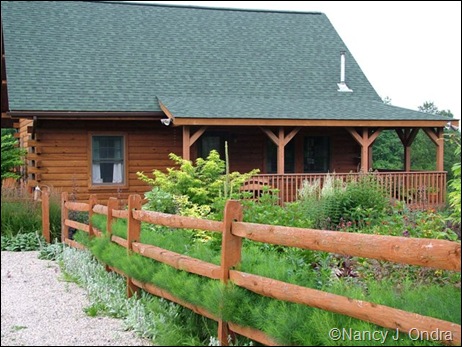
[88,184,129,191]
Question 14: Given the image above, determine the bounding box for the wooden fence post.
[107,197,118,237]
[61,192,69,242]
[104,197,119,273]
[88,194,97,237]
[41,189,50,243]
[218,200,243,346]
[126,194,142,298]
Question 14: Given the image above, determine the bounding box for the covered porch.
[180,124,448,209]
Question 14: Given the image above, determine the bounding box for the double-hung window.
[91,135,125,185]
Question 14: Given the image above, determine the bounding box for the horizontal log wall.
[29,120,182,202]
[60,193,461,346]
[28,123,361,203]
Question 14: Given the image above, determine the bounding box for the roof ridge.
[89,1,324,16]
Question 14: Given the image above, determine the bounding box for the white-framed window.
[91,135,124,185]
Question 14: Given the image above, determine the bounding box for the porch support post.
[182,126,207,161]
[260,127,300,174]
[436,128,444,171]
[423,127,444,171]
[361,128,370,171]
[277,128,285,174]
[396,128,419,172]
[346,127,382,172]
[182,126,190,160]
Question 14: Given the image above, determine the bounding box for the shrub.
[243,191,314,228]
[137,149,258,219]
[142,186,177,214]
[448,136,461,224]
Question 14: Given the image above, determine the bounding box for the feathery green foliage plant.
[73,210,460,346]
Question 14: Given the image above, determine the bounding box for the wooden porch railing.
[242,171,446,209]
[61,193,461,346]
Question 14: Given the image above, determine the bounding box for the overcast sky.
[138,1,461,120]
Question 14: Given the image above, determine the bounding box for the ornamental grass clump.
[297,173,390,230]
[1,185,62,249]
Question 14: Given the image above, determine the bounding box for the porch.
[243,171,446,209]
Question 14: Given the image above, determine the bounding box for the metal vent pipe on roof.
[337,51,353,92]
[340,51,346,83]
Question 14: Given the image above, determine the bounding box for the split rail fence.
[60,192,461,346]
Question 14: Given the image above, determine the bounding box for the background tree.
[414,102,460,180]
[372,130,402,169]
[372,97,402,169]
[373,100,460,180]
[447,136,461,224]
[1,130,26,184]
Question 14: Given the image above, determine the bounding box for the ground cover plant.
[43,245,244,346]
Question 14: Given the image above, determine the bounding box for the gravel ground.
[1,251,152,346]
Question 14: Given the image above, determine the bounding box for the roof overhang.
[158,96,457,128]
[7,110,166,121]
[1,112,14,128]
[169,118,454,128]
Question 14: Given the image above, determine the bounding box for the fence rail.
[60,192,461,346]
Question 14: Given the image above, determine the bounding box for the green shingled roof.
[1,1,451,121]
[158,96,446,120]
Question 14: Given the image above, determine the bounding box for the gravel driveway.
[1,251,152,346]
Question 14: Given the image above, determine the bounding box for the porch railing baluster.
[247,171,446,209]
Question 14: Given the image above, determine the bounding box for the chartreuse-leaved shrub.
[137,150,258,218]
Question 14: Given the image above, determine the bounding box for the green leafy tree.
[415,102,460,179]
[373,100,459,179]
[372,130,402,169]
[447,135,461,223]
[373,97,403,169]
[1,132,26,184]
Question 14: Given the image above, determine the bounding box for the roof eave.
[7,110,166,120]
[171,118,453,128]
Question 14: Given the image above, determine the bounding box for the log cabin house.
[1,1,457,208]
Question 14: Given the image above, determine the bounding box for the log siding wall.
[22,121,362,202]
[29,120,182,202]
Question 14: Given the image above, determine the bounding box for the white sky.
[137,1,461,120]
